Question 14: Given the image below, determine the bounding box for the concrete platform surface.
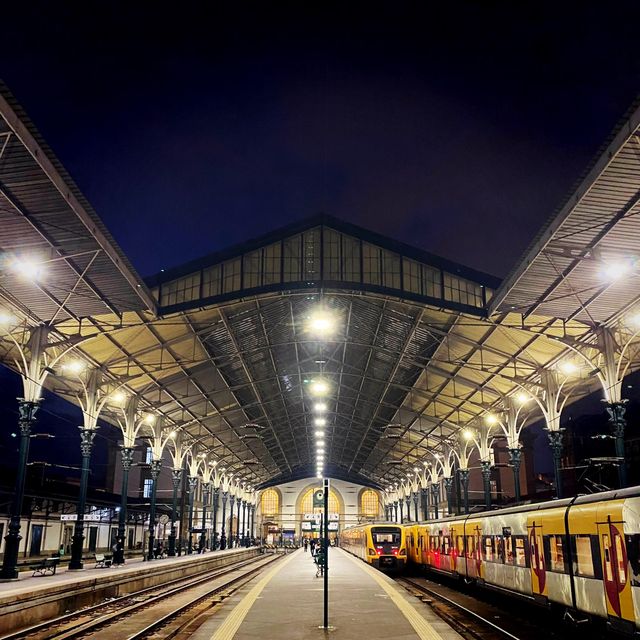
[196,548,461,640]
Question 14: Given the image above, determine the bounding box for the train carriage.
[342,523,407,570]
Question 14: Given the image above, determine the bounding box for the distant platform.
[194,547,461,640]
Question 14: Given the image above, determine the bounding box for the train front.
[368,525,406,570]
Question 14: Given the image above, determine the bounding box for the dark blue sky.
[2,3,640,279]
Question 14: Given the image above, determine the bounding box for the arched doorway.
[298,486,343,542]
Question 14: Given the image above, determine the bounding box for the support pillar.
[168,469,182,556]
[480,460,492,510]
[114,447,135,564]
[431,484,439,520]
[200,482,210,552]
[547,429,564,499]
[398,499,404,523]
[1,400,40,580]
[509,448,522,503]
[229,496,235,548]
[69,427,96,570]
[187,476,198,554]
[405,496,411,522]
[606,400,628,489]
[420,487,428,521]
[212,487,219,550]
[460,469,470,514]
[393,501,398,523]
[147,460,162,561]
[444,476,453,516]
[220,492,228,550]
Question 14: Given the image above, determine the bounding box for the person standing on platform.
[304,537,308,552]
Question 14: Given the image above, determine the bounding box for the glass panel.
[549,535,566,573]
[223,258,241,293]
[243,250,262,289]
[202,264,222,298]
[403,258,421,294]
[283,235,302,282]
[515,537,527,566]
[603,534,612,581]
[362,243,381,285]
[323,228,341,280]
[484,536,494,561]
[160,273,201,306]
[575,535,595,577]
[615,533,627,584]
[443,273,483,307]
[423,265,442,298]
[263,242,282,285]
[361,489,379,517]
[303,228,321,281]
[381,250,401,289]
[342,235,361,282]
[261,489,279,516]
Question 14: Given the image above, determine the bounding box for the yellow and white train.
[341,523,407,570]
[403,487,640,633]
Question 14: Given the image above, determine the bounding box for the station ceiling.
[0,85,639,490]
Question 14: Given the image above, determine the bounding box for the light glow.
[485,413,498,426]
[314,402,327,412]
[314,430,324,437]
[111,390,126,405]
[0,310,15,325]
[516,392,529,404]
[314,417,326,427]
[462,428,474,441]
[144,414,155,425]
[601,260,632,280]
[309,379,330,396]
[306,310,337,337]
[559,361,578,375]
[11,257,44,280]
[64,360,85,374]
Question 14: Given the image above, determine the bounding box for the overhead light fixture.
[64,360,85,375]
[314,417,326,427]
[111,390,126,405]
[306,309,337,337]
[515,392,529,404]
[314,402,327,412]
[0,310,15,325]
[11,256,44,281]
[169,430,177,438]
[601,259,633,280]
[485,413,498,426]
[314,430,324,437]
[309,379,330,396]
[144,414,155,425]
[462,428,474,441]
[558,361,578,375]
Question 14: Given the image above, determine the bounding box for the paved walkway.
[195,548,461,640]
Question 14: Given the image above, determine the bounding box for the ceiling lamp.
[309,379,330,396]
[314,402,327,412]
[306,309,337,337]
[11,256,44,281]
[314,417,326,427]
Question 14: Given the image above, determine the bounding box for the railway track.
[2,552,282,640]
[396,576,531,640]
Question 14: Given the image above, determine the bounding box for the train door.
[527,517,547,599]
[597,509,634,626]
[466,521,483,579]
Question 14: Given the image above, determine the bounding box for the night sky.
[2,3,640,279]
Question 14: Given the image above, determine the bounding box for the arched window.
[300,489,340,514]
[361,489,379,517]
[261,489,279,516]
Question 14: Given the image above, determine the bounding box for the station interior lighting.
[0,310,15,325]
[306,309,337,337]
[314,417,326,427]
[11,256,44,280]
[516,391,529,404]
[601,259,633,280]
[314,402,327,412]
[485,413,498,426]
[309,379,330,396]
[559,361,578,375]
[64,360,85,374]
[144,414,155,424]
[462,428,474,440]
[314,430,323,437]
[169,430,177,438]
[111,390,126,404]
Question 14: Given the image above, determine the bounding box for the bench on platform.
[32,556,60,576]
[94,553,112,568]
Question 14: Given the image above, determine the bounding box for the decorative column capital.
[230,495,236,506]
[17,398,40,434]
[508,447,522,465]
[150,459,162,480]
[79,427,97,457]
[188,475,199,492]
[546,429,564,450]
[459,468,470,481]
[121,446,135,471]
[171,468,183,487]
[222,491,229,503]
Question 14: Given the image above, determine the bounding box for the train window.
[603,534,613,581]
[456,536,465,555]
[496,536,505,563]
[466,535,475,559]
[546,535,567,574]
[614,533,627,585]
[372,529,401,544]
[574,535,596,578]
[514,537,527,567]
[483,536,495,562]
[443,536,451,555]
[504,535,514,564]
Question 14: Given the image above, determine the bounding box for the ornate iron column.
[459,469,470,514]
[220,491,228,550]
[444,476,453,516]
[509,448,522,503]
[393,500,398,523]
[398,498,404,523]
[187,476,198,554]
[404,496,411,522]
[212,487,219,550]
[480,460,491,510]
[168,468,182,556]
[229,495,235,548]
[431,484,439,519]
[412,492,419,522]
[1,399,40,580]
[115,447,135,564]
[69,427,96,570]
[200,482,210,552]
[547,430,564,499]
[607,400,628,488]
[147,460,162,561]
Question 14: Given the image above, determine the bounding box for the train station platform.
[0,546,259,634]
[197,548,461,640]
